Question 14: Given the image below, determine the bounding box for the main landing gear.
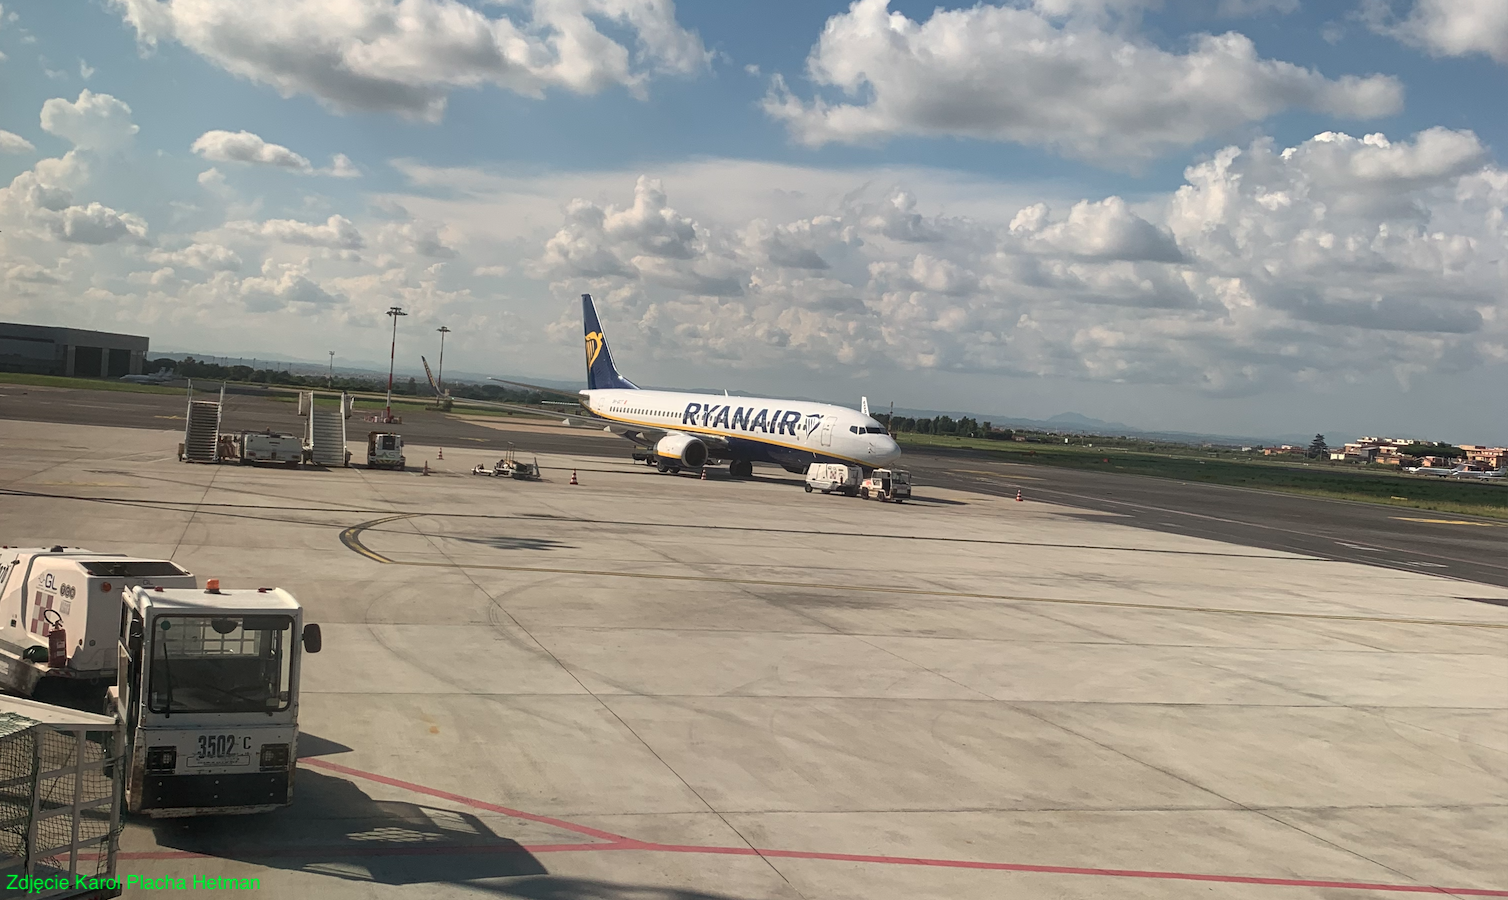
[728,460,754,478]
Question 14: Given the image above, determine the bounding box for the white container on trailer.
[113,582,322,817]
[0,547,196,704]
[240,430,304,466]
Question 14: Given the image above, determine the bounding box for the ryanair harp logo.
[584,331,605,368]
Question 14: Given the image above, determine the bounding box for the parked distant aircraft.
[119,367,175,384]
[488,294,902,477]
[1404,464,1503,479]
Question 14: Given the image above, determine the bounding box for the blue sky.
[1,0,1505,442]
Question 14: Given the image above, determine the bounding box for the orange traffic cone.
[569,469,578,485]
[438,448,443,460]
[422,461,430,476]
[700,467,707,480]
[1015,489,1023,502]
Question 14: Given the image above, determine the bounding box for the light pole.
[384,306,407,422]
[328,351,334,386]
[435,326,450,405]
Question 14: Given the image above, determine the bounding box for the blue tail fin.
[582,294,637,391]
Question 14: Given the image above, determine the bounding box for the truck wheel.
[860,487,869,499]
[805,484,813,492]
[894,497,904,504]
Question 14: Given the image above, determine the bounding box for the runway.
[2,381,1504,587]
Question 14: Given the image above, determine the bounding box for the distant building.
[0,323,148,377]
[1460,445,1507,470]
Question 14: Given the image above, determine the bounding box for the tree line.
[874,413,1007,439]
[153,358,550,405]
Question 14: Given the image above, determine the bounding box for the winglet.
[582,294,638,390]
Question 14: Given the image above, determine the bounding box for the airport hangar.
[0,322,149,378]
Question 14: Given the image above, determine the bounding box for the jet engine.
[655,433,707,468]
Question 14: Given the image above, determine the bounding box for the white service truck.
[366,431,406,470]
[113,582,322,816]
[805,463,860,496]
[0,547,197,706]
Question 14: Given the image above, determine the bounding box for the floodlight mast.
[384,306,407,422]
[436,326,450,398]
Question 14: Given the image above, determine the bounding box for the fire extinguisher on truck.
[45,608,67,668]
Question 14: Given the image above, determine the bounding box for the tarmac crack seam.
[463,512,815,898]
[336,515,1508,630]
[218,758,1506,896]
[167,463,222,561]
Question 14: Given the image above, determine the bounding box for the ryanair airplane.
[555,294,902,476]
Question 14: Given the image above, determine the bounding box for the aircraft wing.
[487,377,584,400]
[451,398,728,451]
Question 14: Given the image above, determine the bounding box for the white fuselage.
[583,389,902,470]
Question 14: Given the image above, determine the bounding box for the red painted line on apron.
[131,758,1500,897]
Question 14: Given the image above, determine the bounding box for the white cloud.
[191,129,312,172]
[764,0,1403,162]
[326,153,359,178]
[0,130,33,153]
[39,89,139,152]
[111,0,711,121]
[79,58,95,79]
[230,214,364,249]
[1365,0,1508,64]
[237,259,345,312]
[506,128,1503,394]
[46,201,149,244]
[378,220,453,257]
[6,261,69,284]
[1011,197,1184,262]
[0,152,150,245]
[148,241,243,271]
[473,264,508,277]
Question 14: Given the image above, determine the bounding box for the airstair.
[181,383,223,463]
[301,391,351,467]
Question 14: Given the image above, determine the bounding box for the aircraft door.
[820,421,833,447]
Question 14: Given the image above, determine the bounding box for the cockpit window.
[863,426,888,434]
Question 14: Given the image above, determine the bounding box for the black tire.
[860,487,869,499]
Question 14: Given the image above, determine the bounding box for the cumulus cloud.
[191,129,312,172]
[39,89,139,152]
[237,259,345,312]
[522,127,1503,394]
[44,201,149,243]
[1010,197,1183,262]
[379,220,453,257]
[1364,0,1508,64]
[189,129,361,178]
[0,130,34,154]
[0,154,150,245]
[326,153,359,178]
[110,0,711,121]
[147,241,243,271]
[230,214,364,249]
[764,0,1403,162]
